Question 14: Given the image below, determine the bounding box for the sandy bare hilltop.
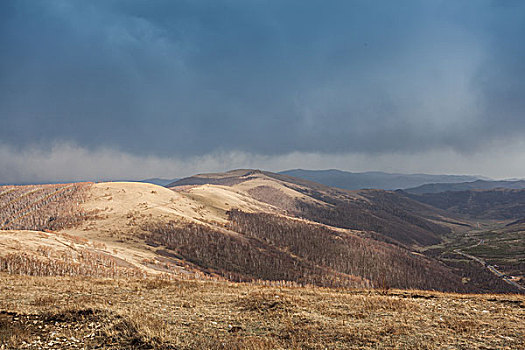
[1,170,524,348]
[0,178,280,280]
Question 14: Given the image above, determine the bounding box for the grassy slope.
[173,170,460,247]
[1,273,524,350]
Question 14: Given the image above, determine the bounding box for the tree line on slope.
[141,210,471,291]
[293,196,444,247]
[227,210,465,291]
[141,219,368,288]
[0,183,91,231]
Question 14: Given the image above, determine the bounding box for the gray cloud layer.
[2,140,525,184]
[1,1,525,180]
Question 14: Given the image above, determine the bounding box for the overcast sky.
[1,0,525,183]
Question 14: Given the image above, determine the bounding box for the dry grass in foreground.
[0,272,524,349]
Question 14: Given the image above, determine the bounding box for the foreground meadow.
[1,273,523,349]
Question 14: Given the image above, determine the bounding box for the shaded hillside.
[167,169,257,187]
[141,218,368,288]
[279,169,481,190]
[138,211,467,291]
[167,170,525,293]
[291,188,451,247]
[227,210,464,291]
[405,179,525,194]
[171,169,457,247]
[403,189,525,220]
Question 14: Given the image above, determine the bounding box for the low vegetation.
[1,273,523,349]
[426,220,525,290]
[0,250,144,279]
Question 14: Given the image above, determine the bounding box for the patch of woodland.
[141,219,369,289]
[140,211,468,291]
[0,183,92,231]
[228,210,467,292]
[293,196,446,247]
[0,249,144,279]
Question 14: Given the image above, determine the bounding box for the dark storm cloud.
[1,0,524,157]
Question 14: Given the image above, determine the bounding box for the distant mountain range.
[139,178,178,186]
[404,179,525,194]
[278,169,483,191]
[402,188,525,220]
[7,170,523,194]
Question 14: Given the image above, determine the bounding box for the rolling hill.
[1,170,522,294]
[168,169,459,246]
[166,169,521,293]
[2,169,525,349]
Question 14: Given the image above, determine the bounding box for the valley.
[424,220,525,291]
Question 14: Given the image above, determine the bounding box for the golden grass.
[0,273,523,349]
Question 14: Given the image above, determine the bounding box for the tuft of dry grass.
[0,272,524,349]
[0,251,145,279]
[0,312,31,349]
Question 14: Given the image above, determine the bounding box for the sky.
[1,0,525,183]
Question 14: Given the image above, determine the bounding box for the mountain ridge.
[278,168,483,191]
[404,179,525,194]
[1,170,522,293]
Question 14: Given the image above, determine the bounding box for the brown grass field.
[1,272,524,349]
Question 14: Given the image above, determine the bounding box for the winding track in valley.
[453,241,525,292]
